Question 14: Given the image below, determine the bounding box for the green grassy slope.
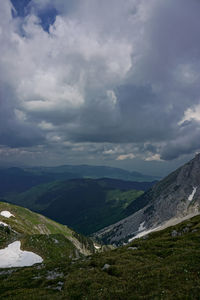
[1,214,200,299]
[0,202,95,258]
[6,178,145,235]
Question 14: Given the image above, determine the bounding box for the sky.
[0,0,200,176]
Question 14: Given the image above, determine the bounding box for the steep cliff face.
[94,154,200,244]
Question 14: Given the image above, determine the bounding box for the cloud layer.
[1,0,200,173]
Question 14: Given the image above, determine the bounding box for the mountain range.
[3,155,200,243]
[0,164,159,197]
[1,155,200,298]
[27,164,160,182]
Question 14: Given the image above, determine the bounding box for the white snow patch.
[128,226,161,243]
[188,187,197,201]
[0,221,8,227]
[0,211,14,218]
[128,211,200,243]
[0,241,43,268]
[138,221,146,232]
[94,244,101,250]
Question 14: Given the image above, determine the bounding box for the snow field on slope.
[0,241,43,268]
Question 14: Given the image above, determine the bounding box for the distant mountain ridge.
[94,154,200,244]
[0,167,80,196]
[26,164,160,182]
[0,165,159,197]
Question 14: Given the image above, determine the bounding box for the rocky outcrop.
[94,154,200,245]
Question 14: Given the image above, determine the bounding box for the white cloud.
[14,109,27,122]
[38,121,55,130]
[179,104,200,125]
[2,8,132,116]
[103,149,116,155]
[175,64,199,85]
[116,153,135,161]
[145,154,162,161]
[106,90,117,106]
[1,0,200,166]
[47,134,62,142]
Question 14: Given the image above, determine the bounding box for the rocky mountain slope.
[94,154,200,245]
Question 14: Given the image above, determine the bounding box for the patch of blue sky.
[11,0,58,32]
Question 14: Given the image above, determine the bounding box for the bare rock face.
[94,154,200,245]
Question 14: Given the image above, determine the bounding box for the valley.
[1,155,200,299]
[2,177,154,235]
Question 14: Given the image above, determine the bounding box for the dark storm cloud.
[160,122,200,160]
[0,78,44,148]
[1,0,200,169]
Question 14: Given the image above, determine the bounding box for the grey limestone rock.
[102,264,111,271]
[128,247,138,250]
[171,230,179,237]
[93,154,200,245]
[182,227,189,233]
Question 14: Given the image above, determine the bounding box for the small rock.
[0,270,14,275]
[192,229,198,233]
[36,264,44,269]
[102,264,110,271]
[33,276,42,280]
[128,247,138,250]
[75,249,80,259]
[46,271,64,280]
[47,285,62,291]
[171,230,181,237]
[54,286,62,291]
[182,227,189,233]
[56,281,64,290]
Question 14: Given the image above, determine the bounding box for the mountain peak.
[95,155,200,244]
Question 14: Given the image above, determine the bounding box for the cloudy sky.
[0,0,200,176]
